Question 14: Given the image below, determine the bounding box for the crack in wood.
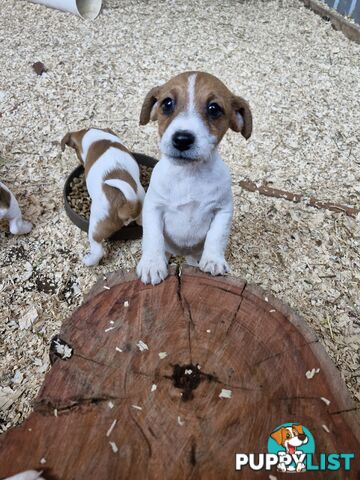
[35,395,120,415]
[190,439,197,466]
[253,339,319,367]
[330,407,360,415]
[197,282,245,296]
[176,266,194,364]
[129,408,152,459]
[74,353,115,369]
[224,290,246,337]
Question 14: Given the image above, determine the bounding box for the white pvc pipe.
[29,0,102,19]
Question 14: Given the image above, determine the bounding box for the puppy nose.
[172,130,195,151]
[298,434,306,441]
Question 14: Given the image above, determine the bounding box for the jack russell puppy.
[137,71,252,285]
[0,181,32,235]
[61,128,145,266]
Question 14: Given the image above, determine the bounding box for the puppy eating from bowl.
[137,71,252,285]
[61,128,145,266]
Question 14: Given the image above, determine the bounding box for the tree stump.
[0,266,359,479]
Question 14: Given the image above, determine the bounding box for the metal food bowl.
[63,152,157,241]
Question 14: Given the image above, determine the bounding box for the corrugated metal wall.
[323,0,360,23]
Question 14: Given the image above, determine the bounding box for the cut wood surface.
[0,266,359,479]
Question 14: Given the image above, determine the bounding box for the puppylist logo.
[235,422,355,473]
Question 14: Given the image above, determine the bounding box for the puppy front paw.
[136,256,168,285]
[10,219,33,235]
[82,253,102,267]
[199,254,229,276]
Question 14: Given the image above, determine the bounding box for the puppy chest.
[163,199,215,245]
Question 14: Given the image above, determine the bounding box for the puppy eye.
[161,97,175,115]
[207,102,223,119]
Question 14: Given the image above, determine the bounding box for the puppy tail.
[103,179,137,203]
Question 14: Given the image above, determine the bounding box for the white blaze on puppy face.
[139,71,253,162]
[160,73,217,161]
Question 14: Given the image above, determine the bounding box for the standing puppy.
[137,71,252,285]
[61,128,145,266]
[0,181,32,235]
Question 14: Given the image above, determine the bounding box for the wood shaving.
[151,384,157,392]
[158,352,168,359]
[108,401,114,409]
[131,405,142,411]
[103,285,110,290]
[18,306,38,330]
[115,347,123,353]
[124,301,129,307]
[320,396,331,406]
[12,370,24,385]
[305,368,320,379]
[322,424,330,433]
[104,326,115,333]
[106,419,117,437]
[136,340,149,351]
[219,389,232,399]
[39,459,46,465]
[52,338,72,359]
[109,441,118,453]
[177,416,185,426]
[269,475,278,480]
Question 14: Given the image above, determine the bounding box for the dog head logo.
[268,423,315,473]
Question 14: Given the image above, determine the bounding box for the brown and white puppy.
[61,128,145,266]
[137,71,252,284]
[0,181,32,235]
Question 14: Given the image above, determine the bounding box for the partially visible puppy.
[61,128,145,266]
[5,471,45,480]
[0,181,32,235]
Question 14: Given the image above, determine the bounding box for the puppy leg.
[199,207,232,276]
[137,198,168,285]
[135,184,146,226]
[82,209,105,267]
[7,196,32,235]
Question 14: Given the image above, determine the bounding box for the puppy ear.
[60,132,72,152]
[103,127,118,136]
[61,130,85,154]
[230,95,252,139]
[270,428,285,446]
[139,86,161,126]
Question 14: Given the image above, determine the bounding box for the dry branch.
[239,180,359,218]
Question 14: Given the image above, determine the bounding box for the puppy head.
[140,71,252,162]
[61,129,88,163]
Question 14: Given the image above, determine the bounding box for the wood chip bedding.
[0,0,359,433]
